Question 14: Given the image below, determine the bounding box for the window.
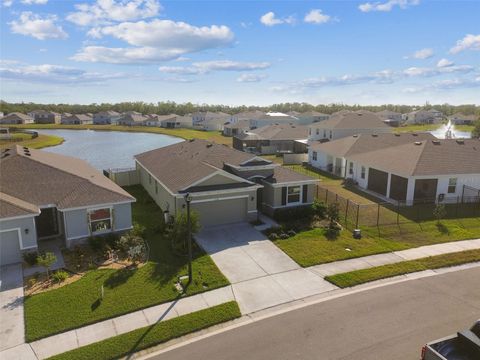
[448,178,457,193]
[149,173,152,184]
[316,128,319,135]
[312,151,317,161]
[361,166,366,179]
[329,131,332,139]
[287,186,301,204]
[323,130,326,138]
[349,162,354,175]
[89,208,112,234]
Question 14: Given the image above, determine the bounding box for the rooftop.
[310,110,390,130]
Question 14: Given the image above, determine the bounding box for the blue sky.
[0,0,479,105]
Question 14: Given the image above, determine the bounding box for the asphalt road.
[149,267,480,360]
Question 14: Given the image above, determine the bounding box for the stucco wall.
[138,163,177,214]
[113,203,133,230]
[0,216,37,250]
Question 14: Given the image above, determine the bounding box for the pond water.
[429,122,472,139]
[37,129,183,170]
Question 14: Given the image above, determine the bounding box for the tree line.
[0,100,479,117]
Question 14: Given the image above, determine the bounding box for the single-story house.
[233,124,309,155]
[28,110,61,124]
[192,112,230,131]
[376,109,403,127]
[0,112,34,124]
[117,112,148,126]
[135,139,317,227]
[61,114,93,125]
[159,115,193,129]
[295,111,330,125]
[403,109,444,125]
[308,110,392,142]
[250,112,300,129]
[0,146,135,266]
[223,120,251,137]
[93,111,121,125]
[309,133,480,204]
[448,113,478,126]
[230,110,266,123]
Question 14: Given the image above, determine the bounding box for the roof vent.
[372,134,378,137]
[456,139,465,144]
[352,134,359,138]
[414,141,422,145]
[412,133,418,136]
[206,143,213,148]
[432,140,441,145]
[394,133,401,136]
[189,139,195,142]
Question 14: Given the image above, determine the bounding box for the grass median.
[325,249,480,288]
[47,301,241,360]
[0,133,64,149]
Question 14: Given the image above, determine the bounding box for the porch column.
[406,178,416,204]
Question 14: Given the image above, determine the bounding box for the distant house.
[448,113,477,126]
[28,110,61,124]
[309,133,480,204]
[0,112,4,119]
[93,111,121,125]
[230,110,266,124]
[308,110,392,142]
[0,146,135,266]
[376,110,403,127]
[159,115,192,129]
[0,112,34,124]
[61,114,93,125]
[250,112,299,129]
[192,112,230,131]
[135,139,317,227]
[295,111,330,125]
[403,109,444,125]
[223,120,251,137]
[117,112,148,126]
[233,124,309,155]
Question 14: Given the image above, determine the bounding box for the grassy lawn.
[273,218,480,267]
[394,124,441,133]
[0,133,64,149]
[5,123,232,146]
[325,249,480,288]
[24,185,229,342]
[47,301,241,360]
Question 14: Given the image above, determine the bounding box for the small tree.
[168,211,200,254]
[312,199,327,219]
[433,203,447,224]
[36,252,57,279]
[326,203,340,229]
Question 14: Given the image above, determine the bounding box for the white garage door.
[0,230,22,266]
[192,197,248,228]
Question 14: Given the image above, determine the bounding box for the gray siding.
[0,216,37,249]
[63,209,89,242]
[113,203,133,231]
[138,163,177,214]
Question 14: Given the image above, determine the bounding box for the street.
[148,267,480,360]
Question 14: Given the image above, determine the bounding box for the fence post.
[461,185,465,204]
[325,189,328,203]
[355,204,360,229]
[396,201,400,225]
[376,203,380,227]
[335,193,338,204]
[345,199,349,225]
[456,196,459,217]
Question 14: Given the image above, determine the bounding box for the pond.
[36,129,183,170]
[429,123,472,139]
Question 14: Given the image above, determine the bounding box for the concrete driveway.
[0,264,25,351]
[195,223,337,314]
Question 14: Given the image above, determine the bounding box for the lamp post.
[184,192,193,283]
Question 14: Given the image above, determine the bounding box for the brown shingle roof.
[0,192,40,219]
[310,110,390,130]
[236,124,308,141]
[0,146,134,211]
[263,166,318,185]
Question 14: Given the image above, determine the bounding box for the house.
[0,112,4,119]
[376,110,403,127]
[93,111,121,125]
[160,115,192,129]
[117,112,148,126]
[223,120,251,137]
[0,146,135,266]
[0,112,34,124]
[250,112,299,129]
[309,133,480,204]
[233,124,309,155]
[61,114,93,125]
[230,110,266,124]
[192,112,230,131]
[308,110,392,142]
[295,111,330,125]
[403,109,444,125]
[61,113,72,122]
[135,139,317,227]
[448,113,478,126]
[28,110,61,124]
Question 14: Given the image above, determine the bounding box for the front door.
[35,207,59,238]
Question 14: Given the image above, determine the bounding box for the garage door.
[192,197,248,228]
[0,230,22,266]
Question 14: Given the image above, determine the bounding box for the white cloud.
[159,60,271,75]
[0,63,123,84]
[437,58,453,68]
[403,64,473,77]
[450,34,480,54]
[237,73,267,82]
[304,9,332,24]
[21,0,48,4]
[67,0,161,26]
[359,0,420,12]
[9,12,68,40]
[260,11,295,26]
[73,19,234,63]
[3,0,13,6]
[407,48,434,59]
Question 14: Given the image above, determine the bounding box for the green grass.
[5,123,232,146]
[24,185,229,342]
[47,301,241,360]
[0,133,64,149]
[325,249,480,288]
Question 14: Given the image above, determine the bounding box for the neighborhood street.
[148,266,480,360]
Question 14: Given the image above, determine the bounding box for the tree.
[168,211,200,254]
[36,252,57,279]
[433,203,447,225]
[326,203,340,228]
[472,120,480,139]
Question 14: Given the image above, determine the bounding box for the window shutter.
[281,187,287,206]
[302,185,308,203]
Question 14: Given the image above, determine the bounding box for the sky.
[0,0,479,106]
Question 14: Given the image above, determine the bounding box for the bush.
[104,233,119,249]
[268,233,279,240]
[273,206,313,223]
[287,229,297,237]
[116,233,144,254]
[264,226,282,236]
[88,236,105,252]
[23,251,38,266]
[279,233,290,240]
[312,199,327,219]
[131,222,146,237]
[52,270,69,283]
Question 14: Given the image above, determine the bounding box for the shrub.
[88,236,105,252]
[52,270,69,283]
[36,252,57,279]
[273,206,313,223]
[116,233,144,254]
[23,251,38,266]
[279,233,289,240]
[131,222,146,237]
[312,199,327,219]
[264,226,282,236]
[287,229,297,237]
[104,233,119,249]
[268,233,279,240]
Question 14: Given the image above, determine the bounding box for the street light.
[184,192,193,283]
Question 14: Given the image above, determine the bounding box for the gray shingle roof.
[236,124,308,141]
[0,192,40,219]
[310,110,390,130]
